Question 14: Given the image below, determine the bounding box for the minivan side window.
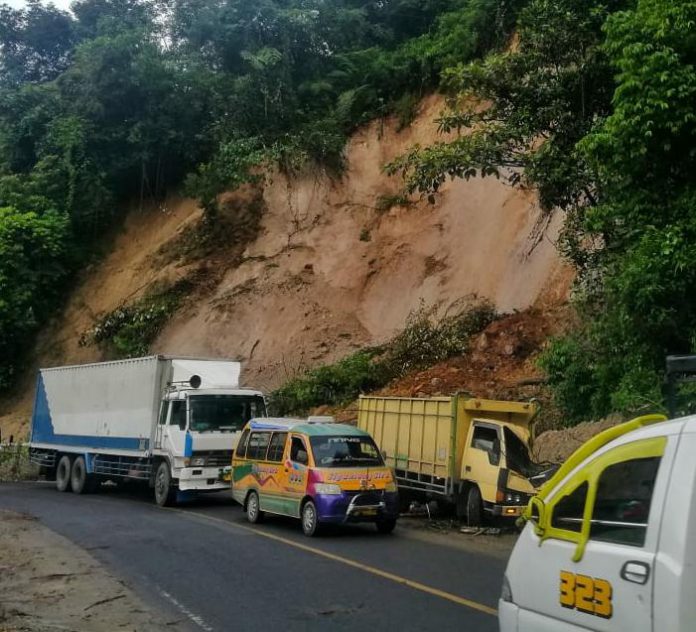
[246,432,271,460]
[290,437,309,465]
[590,457,661,547]
[267,432,288,462]
[236,429,250,458]
[551,482,588,533]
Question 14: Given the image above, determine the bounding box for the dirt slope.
[0,95,571,438]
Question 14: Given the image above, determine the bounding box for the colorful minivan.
[231,418,400,536]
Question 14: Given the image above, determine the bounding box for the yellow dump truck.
[358,395,542,525]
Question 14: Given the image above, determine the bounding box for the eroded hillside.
[0,96,571,438]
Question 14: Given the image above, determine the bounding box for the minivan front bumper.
[315,490,400,524]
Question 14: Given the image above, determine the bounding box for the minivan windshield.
[310,435,383,468]
[189,395,266,432]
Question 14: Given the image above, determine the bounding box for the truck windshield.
[189,395,266,432]
[503,426,534,476]
[310,435,383,468]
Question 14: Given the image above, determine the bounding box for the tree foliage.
[0,0,517,390]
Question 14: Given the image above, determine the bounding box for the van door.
[514,436,672,632]
[280,435,310,517]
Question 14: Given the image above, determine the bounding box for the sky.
[5,0,73,9]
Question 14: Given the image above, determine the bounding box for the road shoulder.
[0,510,184,632]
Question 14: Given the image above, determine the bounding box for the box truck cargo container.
[29,355,266,505]
[358,395,544,524]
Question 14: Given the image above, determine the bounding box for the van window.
[267,432,288,463]
[247,432,271,460]
[551,482,588,533]
[290,437,309,465]
[236,429,250,458]
[590,457,661,547]
[170,401,186,430]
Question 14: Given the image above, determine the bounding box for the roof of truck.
[247,417,367,437]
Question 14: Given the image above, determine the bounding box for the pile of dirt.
[532,415,624,464]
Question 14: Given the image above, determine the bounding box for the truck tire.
[56,455,72,492]
[70,456,95,494]
[246,491,264,524]
[154,461,177,507]
[466,486,483,527]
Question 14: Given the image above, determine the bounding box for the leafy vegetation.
[80,278,194,358]
[389,0,696,422]
[270,298,496,415]
[0,0,521,390]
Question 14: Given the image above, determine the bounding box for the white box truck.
[28,355,266,505]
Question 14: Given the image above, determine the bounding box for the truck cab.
[155,387,265,494]
[500,413,696,632]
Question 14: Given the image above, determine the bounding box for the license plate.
[356,508,377,516]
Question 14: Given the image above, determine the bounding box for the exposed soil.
[0,94,572,440]
[0,511,182,631]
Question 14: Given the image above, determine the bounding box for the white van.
[499,413,696,632]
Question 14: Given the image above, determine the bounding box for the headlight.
[501,575,514,603]
[385,482,398,492]
[190,457,206,467]
[314,483,342,495]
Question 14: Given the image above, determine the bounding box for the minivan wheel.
[154,461,177,507]
[466,486,483,527]
[56,455,72,492]
[301,500,320,537]
[246,491,264,524]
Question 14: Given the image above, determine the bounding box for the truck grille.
[192,451,233,467]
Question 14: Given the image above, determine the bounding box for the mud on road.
[0,511,179,632]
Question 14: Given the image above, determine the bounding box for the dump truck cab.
[358,395,540,524]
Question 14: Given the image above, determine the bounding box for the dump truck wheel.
[466,486,483,527]
[246,491,264,524]
[56,455,72,492]
[154,461,177,507]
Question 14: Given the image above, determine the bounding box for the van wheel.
[56,456,72,492]
[376,518,397,535]
[246,491,264,524]
[70,456,95,494]
[301,500,321,537]
[466,486,483,527]
[154,461,177,507]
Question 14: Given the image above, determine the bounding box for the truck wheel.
[70,456,94,494]
[246,491,264,524]
[301,500,321,537]
[376,518,397,535]
[56,455,72,492]
[154,461,177,507]
[466,486,483,527]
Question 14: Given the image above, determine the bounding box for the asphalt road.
[0,482,510,631]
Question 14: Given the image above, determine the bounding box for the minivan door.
[513,436,672,632]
